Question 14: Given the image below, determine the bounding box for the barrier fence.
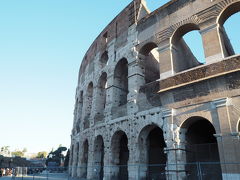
[0,162,239,180]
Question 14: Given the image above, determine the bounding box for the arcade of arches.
[70,0,240,179]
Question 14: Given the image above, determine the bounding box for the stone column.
[211,98,240,180]
[103,142,113,180]
[104,74,114,121]
[157,40,174,79]
[200,22,224,64]
[163,109,186,180]
[127,52,145,115]
[87,143,95,179]
[71,143,78,177]
[90,85,99,126]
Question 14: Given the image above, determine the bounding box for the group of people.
[0,168,13,177]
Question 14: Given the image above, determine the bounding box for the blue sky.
[0,0,239,154]
[0,0,167,154]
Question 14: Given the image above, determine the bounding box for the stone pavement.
[0,173,87,180]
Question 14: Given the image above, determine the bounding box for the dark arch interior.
[95,73,107,123]
[84,82,93,129]
[140,43,160,83]
[147,127,167,180]
[82,140,89,178]
[118,133,129,180]
[94,136,104,180]
[186,120,217,145]
[114,58,128,106]
[100,51,108,67]
[238,121,240,132]
[185,118,222,179]
[71,145,74,166]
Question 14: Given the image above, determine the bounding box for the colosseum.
[69,0,240,179]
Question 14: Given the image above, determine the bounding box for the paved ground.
[0,173,83,180]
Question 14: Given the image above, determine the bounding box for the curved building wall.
[70,0,240,179]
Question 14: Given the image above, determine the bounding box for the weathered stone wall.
[70,0,240,179]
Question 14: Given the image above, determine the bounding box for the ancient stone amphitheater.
[69,0,240,179]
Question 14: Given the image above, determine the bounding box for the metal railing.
[0,162,239,180]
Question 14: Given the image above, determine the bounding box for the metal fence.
[0,163,239,180]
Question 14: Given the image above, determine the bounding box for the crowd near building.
[69,0,240,179]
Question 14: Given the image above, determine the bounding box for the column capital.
[162,108,176,118]
[211,97,232,109]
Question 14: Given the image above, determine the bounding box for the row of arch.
[139,2,240,81]
[74,2,240,132]
[74,58,128,131]
[70,116,235,179]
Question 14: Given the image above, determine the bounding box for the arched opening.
[84,82,93,129]
[76,143,80,168]
[81,140,89,178]
[71,144,74,167]
[182,117,222,179]
[238,120,240,132]
[138,125,167,180]
[99,51,108,68]
[111,131,129,180]
[113,58,128,107]
[171,23,204,73]
[94,73,107,123]
[76,91,83,133]
[93,136,104,180]
[139,42,160,83]
[218,2,240,57]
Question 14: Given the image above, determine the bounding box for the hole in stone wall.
[184,117,222,179]
[100,51,108,68]
[139,42,160,83]
[171,24,203,73]
[81,140,89,178]
[147,127,167,179]
[113,58,128,107]
[183,30,205,64]
[95,73,107,123]
[111,131,129,180]
[145,0,170,12]
[223,12,240,55]
[93,136,104,180]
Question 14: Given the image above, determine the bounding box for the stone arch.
[170,23,203,73]
[70,144,74,167]
[94,72,107,123]
[110,130,129,180]
[237,118,240,132]
[80,139,89,178]
[217,1,240,57]
[76,91,83,133]
[139,42,160,83]
[99,51,108,68]
[84,82,93,129]
[137,124,167,180]
[92,135,105,180]
[180,116,222,179]
[113,58,128,107]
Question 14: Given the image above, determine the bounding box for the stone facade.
[69,0,240,179]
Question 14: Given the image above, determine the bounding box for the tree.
[64,149,70,167]
[12,151,24,157]
[46,146,67,166]
[12,148,27,157]
[36,151,48,158]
